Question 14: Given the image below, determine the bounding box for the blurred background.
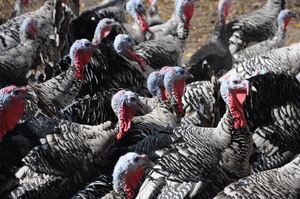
[1,0,300,62]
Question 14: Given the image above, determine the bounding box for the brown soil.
[1,0,300,63]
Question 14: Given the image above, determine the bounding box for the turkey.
[101,152,154,199]
[147,0,165,26]
[219,41,300,81]
[226,0,285,54]
[232,9,298,66]
[183,71,300,173]
[22,38,99,121]
[135,74,253,199]
[148,0,195,38]
[0,0,70,53]
[214,154,300,198]
[0,0,74,82]
[115,0,196,72]
[186,0,233,83]
[5,90,147,198]
[0,17,40,88]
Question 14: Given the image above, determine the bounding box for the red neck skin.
[0,101,26,141]
[138,14,150,31]
[158,86,167,101]
[123,168,144,199]
[227,90,247,129]
[22,0,29,5]
[29,25,37,38]
[117,106,137,139]
[98,27,113,43]
[125,48,147,68]
[172,80,186,114]
[283,18,292,31]
[223,3,231,20]
[73,51,93,81]
[183,3,194,28]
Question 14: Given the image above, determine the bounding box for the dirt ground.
[1,0,300,63]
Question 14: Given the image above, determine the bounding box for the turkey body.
[220,42,300,80]
[226,0,285,54]
[214,154,300,199]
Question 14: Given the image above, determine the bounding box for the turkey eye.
[12,90,20,95]
[134,157,140,162]
[233,80,239,84]
[130,97,136,102]
[180,70,185,75]
[107,21,112,25]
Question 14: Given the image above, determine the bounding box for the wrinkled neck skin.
[73,51,93,81]
[117,106,137,139]
[130,10,150,31]
[125,47,147,68]
[182,2,194,28]
[98,26,113,43]
[123,169,144,199]
[168,80,186,114]
[226,91,247,129]
[0,101,26,141]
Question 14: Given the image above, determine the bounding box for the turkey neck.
[209,13,227,46]
[0,101,26,141]
[263,0,285,12]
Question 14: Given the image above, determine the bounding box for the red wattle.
[138,15,150,31]
[184,3,194,28]
[284,18,292,31]
[126,48,147,68]
[124,169,144,198]
[172,81,186,113]
[118,106,137,139]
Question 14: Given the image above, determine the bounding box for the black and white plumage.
[135,74,253,199]
[232,9,298,66]
[6,90,148,198]
[243,72,300,173]
[129,0,196,71]
[147,0,165,26]
[220,41,300,80]
[77,37,151,98]
[0,17,39,88]
[226,0,285,54]
[65,0,127,51]
[186,0,233,82]
[21,38,99,121]
[214,154,300,199]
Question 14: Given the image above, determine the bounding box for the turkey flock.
[0,0,299,198]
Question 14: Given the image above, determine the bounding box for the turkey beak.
[23,91,37,101]
[136,99,147,115]
[91,43,100,53]
[291,12,299,19]
[140,7,147,16]
[141,154,155,167]
[186,71,194,79]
